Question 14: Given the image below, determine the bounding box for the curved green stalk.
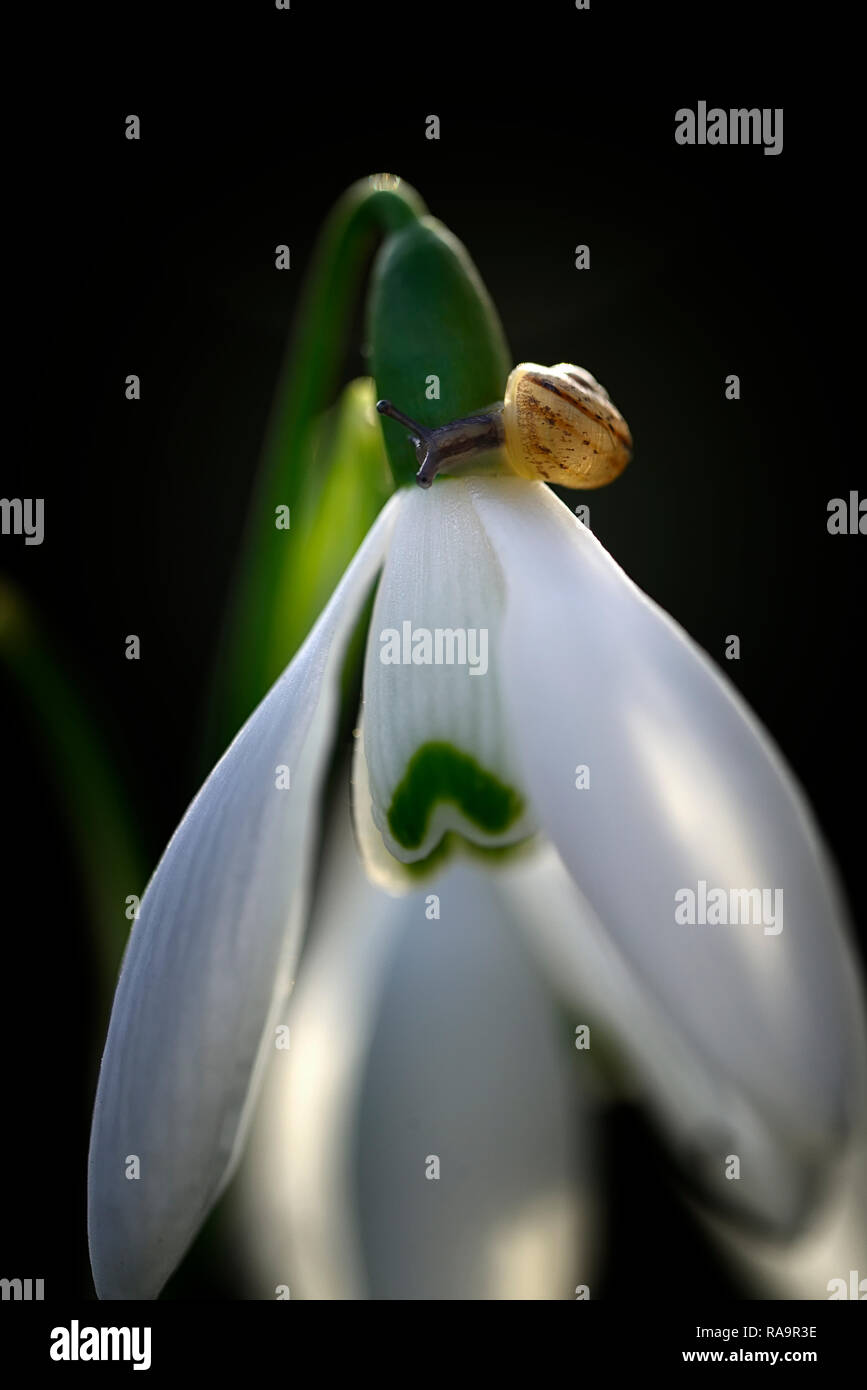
[205,178,426,759]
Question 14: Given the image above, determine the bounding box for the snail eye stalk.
[375,400,437,488]
[376,398,504,490]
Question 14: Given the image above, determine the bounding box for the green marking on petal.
[387,741,525,850]
[386,832,539,885]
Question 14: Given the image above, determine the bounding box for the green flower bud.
[367,217,512,487]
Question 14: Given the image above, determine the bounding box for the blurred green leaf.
[264,375,393,672]
[0,579,145,1017]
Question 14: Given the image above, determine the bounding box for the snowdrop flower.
[88,469,867,1298]
[88,178,866,1299]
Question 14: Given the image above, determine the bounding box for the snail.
[377,362,633,490]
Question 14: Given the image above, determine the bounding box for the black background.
[2,2,863,1308]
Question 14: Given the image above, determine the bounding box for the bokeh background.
[2,6,862,1299]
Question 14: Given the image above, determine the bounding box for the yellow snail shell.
[502,362,632,489]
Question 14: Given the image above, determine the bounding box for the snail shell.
[503,362,632,489]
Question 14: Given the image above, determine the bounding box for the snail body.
[377,361,632,490]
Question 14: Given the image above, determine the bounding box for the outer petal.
[471,477,867,1228]
[702,1134,867,1298]
[493,841,849,1232]
[236,800,598,1299]
[88,494,401,1299]
[355,481,536,870]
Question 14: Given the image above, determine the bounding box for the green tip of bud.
[367,216,512,487]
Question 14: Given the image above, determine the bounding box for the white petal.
[471,477,867,1224]
[88,495,401,1299]
[237,801,598,1299]
[356,480,536,869]
[702,1133,867,1297]
[493,841,834,1231]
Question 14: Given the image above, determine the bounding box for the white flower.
[236,805,599,1300]
[88,476,867,1299]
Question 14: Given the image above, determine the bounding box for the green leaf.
[262,375,393,676]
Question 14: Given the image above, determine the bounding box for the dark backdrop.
[2,3,861,1302]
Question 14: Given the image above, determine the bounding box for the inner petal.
[355,480,536,868]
